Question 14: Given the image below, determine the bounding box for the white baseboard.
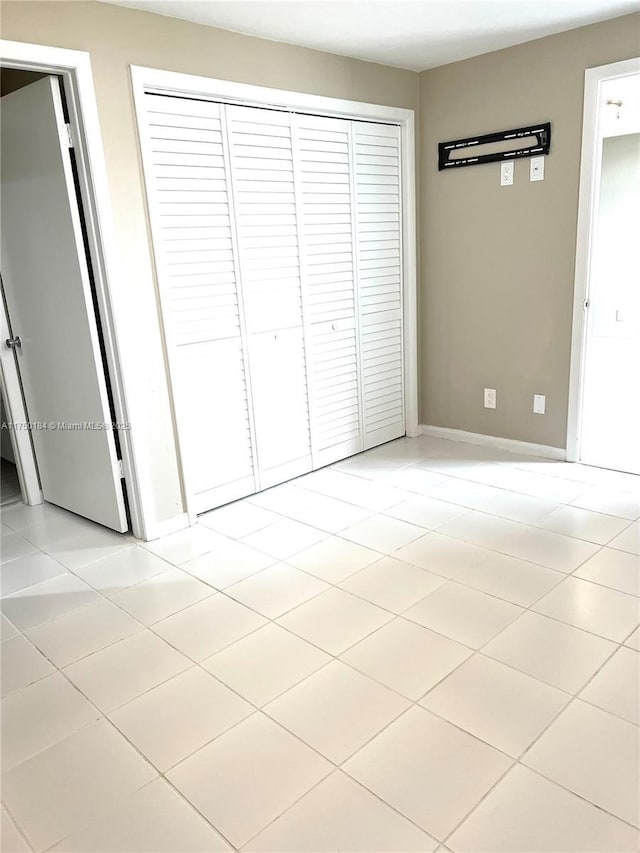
[419,425,566,461]
[141,511,191,542]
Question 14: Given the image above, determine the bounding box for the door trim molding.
[129,65,419,517]
[566,56,640,463]
[420,425,566,461]
[0,39,149,537]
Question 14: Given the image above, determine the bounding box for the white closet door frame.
[130,66,418,516]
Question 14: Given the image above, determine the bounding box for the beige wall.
[418,12,640,448]
[0,0,417,528]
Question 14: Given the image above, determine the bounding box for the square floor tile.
[344,706,511,841]
[385,496,466,530]
[245,770,437,852]
[1,805,30,852]
[1,551,66,597]
[476,492,561,525]
[0,612,18,641]
[64,630,191,712]
[225,563,328,618]
[0,532,38,563]
[110,667,252,771]
[73,546,170,596]
[111,568,214,625]
[285,492,373,534]
[538,505,630,545]
[278,587,393,655]
[288,537,380,583]
[296,469,408,511]
[167,713,332,848]
[580,646,640,725]
[0,501,69,533]
[420,654,568,757]
[50,777,232,852]
[154,594,266,661]
[405,583,522,649]
[249,483,314,515]
[609,521,640,555]
[625,626,640,649]
[436,512,521,551]
[571,488,640,521]
[2,719,156,852]
[523,700,640,826]
[242,519,326,560]
[394,533,482,578]
[575,547,640,596]
[16,513,92,551]
[1,573,100,631]
[27,599,142,667]
[340,515,425,553]
[369,465,446,495]
[199,501,281,539]
[180,541,275,589]
[1,634,55,696]
[453,550,564,607]
[38,527,133,572]
[533,576,640,641]
[340,557,447,613]
[498,525,600,573]
[448,764,640,853]
[204,623,331,706]
[1,672,99,772]
[343,618,470,700]
[264,660,409,763]
[144,525,229,565]
[484,611,617,693]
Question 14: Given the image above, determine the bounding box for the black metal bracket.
[438,122,551,171]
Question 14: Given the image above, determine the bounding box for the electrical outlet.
[533,394,546,414]
[500,161,514,186]
[530,156,545,182]
[484,388,497,409]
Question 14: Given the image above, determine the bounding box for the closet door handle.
[5,336,22,350]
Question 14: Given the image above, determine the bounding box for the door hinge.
[584,299,590,310]
[65,123,74,149]
[117,458,124,478]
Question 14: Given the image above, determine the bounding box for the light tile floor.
[1,435,639,852]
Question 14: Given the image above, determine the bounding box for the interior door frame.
[0,39,145,537]
[130,64,418,521]
[566,56,640,463]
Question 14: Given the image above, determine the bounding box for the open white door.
[0,76,128,531]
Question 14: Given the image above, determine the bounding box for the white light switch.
[533,394,546,414]
[500,161,514,186]
[530,156,545,182]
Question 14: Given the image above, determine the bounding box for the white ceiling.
[104,0,640,71]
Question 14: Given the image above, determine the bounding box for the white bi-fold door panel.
[354,122,404,448]
[140,94,256,511]
[139,91,404,515]
[293,114,362,467]
[226,105,313,485]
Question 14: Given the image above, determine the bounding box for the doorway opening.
[0,66,129,531]
[568,58,640,476]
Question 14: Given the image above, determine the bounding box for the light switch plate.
[530,156,545,182]
[500,161,514,186]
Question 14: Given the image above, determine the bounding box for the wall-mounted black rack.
[438,122,551,171]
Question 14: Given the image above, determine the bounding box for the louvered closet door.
[293,114,363,467]
[141,94,257,512]
[225,105,312,489]
[354,122,405,448]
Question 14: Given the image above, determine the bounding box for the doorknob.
[5,336,22,350]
